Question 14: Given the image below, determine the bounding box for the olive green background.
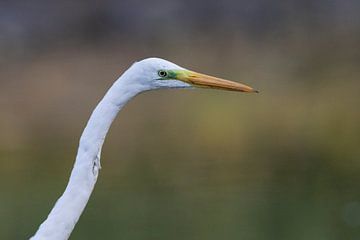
[0,1,359,239]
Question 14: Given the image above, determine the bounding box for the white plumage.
[31,58,256,240]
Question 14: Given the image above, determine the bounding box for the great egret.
[30,57,257,240]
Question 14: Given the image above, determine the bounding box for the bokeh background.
[1,1,360,239]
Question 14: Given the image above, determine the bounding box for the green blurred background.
[1,1,360,239]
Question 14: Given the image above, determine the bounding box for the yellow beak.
[176,70,258,93]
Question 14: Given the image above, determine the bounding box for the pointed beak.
[176,70,258,93]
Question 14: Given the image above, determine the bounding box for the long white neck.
[31,75,142,240]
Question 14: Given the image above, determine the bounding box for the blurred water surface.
[0,1,360,239]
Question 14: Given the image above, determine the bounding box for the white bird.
[30,57,257,240]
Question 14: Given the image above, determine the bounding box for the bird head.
[121,57,258,93]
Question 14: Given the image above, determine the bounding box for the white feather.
[31,58,190,240]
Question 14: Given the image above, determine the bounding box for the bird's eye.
[158,70,168,78]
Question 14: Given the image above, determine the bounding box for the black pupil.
[159,71,167,77]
